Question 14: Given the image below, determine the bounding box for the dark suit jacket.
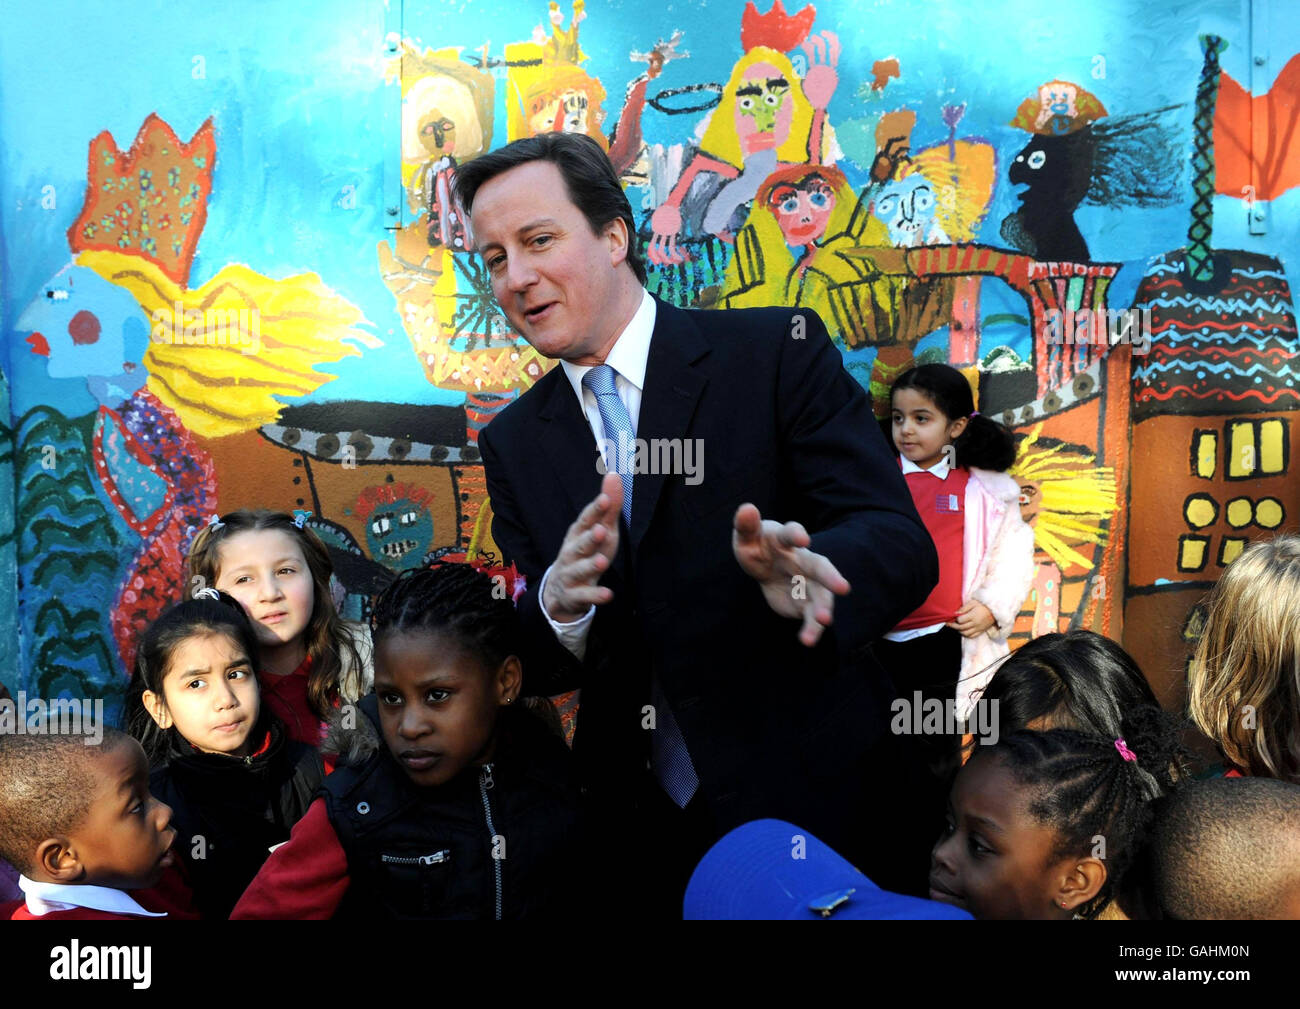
[478,298,938,869]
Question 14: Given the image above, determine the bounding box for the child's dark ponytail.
[892,363,1017,472]
[988,706,1186,919]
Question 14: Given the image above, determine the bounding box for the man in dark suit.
[456,134,938,905]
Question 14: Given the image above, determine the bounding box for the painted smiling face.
[873,176,939,247]
[734,62,793,155]
[766,173,837,247]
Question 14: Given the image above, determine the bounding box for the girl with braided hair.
[232,563,588,919]
[928,706,1184,920]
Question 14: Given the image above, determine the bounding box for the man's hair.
[452,132,646,284]
[0,728,132,875]
[1148,776,1300,919]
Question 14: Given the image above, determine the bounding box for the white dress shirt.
[18,874,167,917]
[882,453,956,642]
[537,288,656,660]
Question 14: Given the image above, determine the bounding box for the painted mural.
[2,0,1299,722]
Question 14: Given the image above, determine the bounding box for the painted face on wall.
[528,89,590,135]
[1018,479,1043,525]
[734,62,792,155]
[17,262,149,406]
[365,495,434,571]
[417,108,457,158]
[873,176,939,247]
[766,174,837,247]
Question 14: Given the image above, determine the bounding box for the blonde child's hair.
[1188,534,1300,782]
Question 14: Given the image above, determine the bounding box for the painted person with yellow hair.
[648,32,840,266]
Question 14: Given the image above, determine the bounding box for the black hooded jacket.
[320,694,588,919]
[149,717,324,919]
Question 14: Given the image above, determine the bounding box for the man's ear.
[604,216,630,268]
[496,655,524,705]
[34,837,84,884]
[141,689,172,730]
[1056,856,1107,916]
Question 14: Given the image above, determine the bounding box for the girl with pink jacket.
[879,364,1036,850]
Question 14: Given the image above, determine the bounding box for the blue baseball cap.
[683,819,972,920]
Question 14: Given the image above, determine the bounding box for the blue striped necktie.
[582,363,699,807]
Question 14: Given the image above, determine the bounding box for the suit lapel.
[630,300,710,553]
[538,372,604,518]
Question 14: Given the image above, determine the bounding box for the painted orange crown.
[740,0,816,54]
[68,113,215,286]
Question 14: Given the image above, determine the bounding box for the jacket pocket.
[375,848,452,917]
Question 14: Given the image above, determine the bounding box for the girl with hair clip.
[930,707,1184,920]
[187,509,372,752]
[1188,533,1300,783]
[124,591,325,919]
[881,363,1036,876]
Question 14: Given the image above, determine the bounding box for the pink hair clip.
[968,410,979,418]
[1114,737,1137,763]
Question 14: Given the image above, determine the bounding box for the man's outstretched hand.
[542,472,624,623]
[732,503,850,647]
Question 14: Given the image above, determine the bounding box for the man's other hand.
[732,503,850,647]
[542,471,624,622]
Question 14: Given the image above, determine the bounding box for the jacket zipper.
[380,850,451,866]
[479,763,502,920]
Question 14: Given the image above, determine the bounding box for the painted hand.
[732,503,850,647]
[543,471,623,622]
[801,31,841,111]
[947,600,996,638]
[648,203,691,266]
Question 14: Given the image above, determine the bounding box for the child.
[980,630,1169,742]
[929,710,1180,920]
[881,363,1035,880]
[1187,533,1300,783]
[0,729,186,919]
[125,591,326,919]
[231,564,587,919]
[884,363,1036,720]
[1146,776,1300,919]
[187,509,373,749]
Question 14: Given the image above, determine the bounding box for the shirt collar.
[560,288,655,404]
[19,875,167,918]
[900,453,952,480]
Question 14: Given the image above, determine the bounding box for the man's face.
[471,159,627,365]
